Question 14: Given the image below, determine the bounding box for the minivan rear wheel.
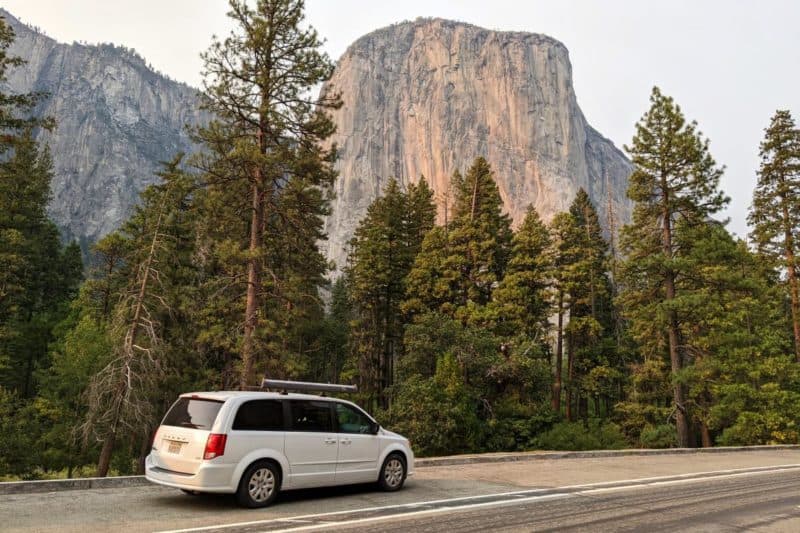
[378,453,406,491]
[236,461,280,508]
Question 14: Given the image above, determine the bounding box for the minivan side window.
[232,400,284,431]
[288,400,333,432]
[334,402,372,434]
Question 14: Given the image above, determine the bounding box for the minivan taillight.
[203,433,227,460]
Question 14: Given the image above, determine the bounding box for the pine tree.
[548,212,572,412]
[748,110,800,361]
[347,178,436,408]
[82,156,198,476]
[313,276,351,384]
[405,178,437,259]
[404,157,512,324]
[0,132,83,397]
[194,0,341,388]
[675,222,798,446]
[488,205,552,340]
[563,190,613,420]
[619,87,728,447]
[86,233,130,319]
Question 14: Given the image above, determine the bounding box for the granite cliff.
[1,9,206,245]
[2,11,630,264]
[323,18,632,270]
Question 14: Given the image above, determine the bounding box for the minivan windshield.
[162,398,223,430]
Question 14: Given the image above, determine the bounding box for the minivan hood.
[379,427,406,440]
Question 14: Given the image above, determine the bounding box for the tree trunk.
[566,331,574,421]
[136,431,150,475]
[241,180,264,389]
[783,204,800,362]
[700,421,712,448]
[666,301,689,447]
[552,291,564,412]
[663,207,690,447]
[96,431,116,477]
[96,207,164,476]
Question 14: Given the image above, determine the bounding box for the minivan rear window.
[162,398,223,430]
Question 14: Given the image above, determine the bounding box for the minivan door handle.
[324,437,337,444]
[340,438,352,445]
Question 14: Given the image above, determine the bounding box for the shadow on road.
[154,482,390,511]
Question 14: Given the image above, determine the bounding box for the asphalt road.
[154,466,800,532]
[4,451,800,532]
[323,468,800,532]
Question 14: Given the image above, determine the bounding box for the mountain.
[0,9,207,246]
[322,18,632,270]
[2,11,631,266]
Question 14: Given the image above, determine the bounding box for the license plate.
[167,441,183,454]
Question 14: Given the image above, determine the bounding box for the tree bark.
[566,331,574,421]
[579,397,588,421]
[241,179,264,389]
[136,430,150,475]
[700,421,712,447]
[96,207,164,474]
[552,291,564,412]
[663,203,690,448]
[96,431,116,477]
[783,203,800,362]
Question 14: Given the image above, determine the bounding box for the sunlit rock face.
[2,9,207,245]
[322,18,632,271]
[2,11,630,262]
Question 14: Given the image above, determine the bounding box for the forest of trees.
[2,1,800,479]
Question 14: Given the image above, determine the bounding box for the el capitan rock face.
[1,9,207,245]
[323,18,632,270]
[2,11,629,263]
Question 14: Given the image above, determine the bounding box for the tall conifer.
[404,157,512,323]
[489,205,552,340]
[195,0,340,388]
[347,178,436,408]
[619,87,728,447]
[748,110,800,361]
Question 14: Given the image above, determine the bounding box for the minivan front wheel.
[378,453,407,491]
[237,461,280,508]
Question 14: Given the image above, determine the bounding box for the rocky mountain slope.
[323,18,632,270]
[2,11,631,268]
[1,9,206,245]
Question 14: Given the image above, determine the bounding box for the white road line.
[156,464,800,533]
[267,466,800,533]
[155,488,553,533]
[266,494,576,533]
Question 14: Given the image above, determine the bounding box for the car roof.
[179,391,350,403]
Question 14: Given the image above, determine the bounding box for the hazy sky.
[4,0,800,238]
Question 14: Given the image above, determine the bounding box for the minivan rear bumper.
[145,454,236,493]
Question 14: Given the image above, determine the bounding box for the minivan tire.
[236,460,281,508]
[378,453,407,491]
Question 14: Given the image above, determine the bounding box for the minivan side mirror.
[369,421,380,435]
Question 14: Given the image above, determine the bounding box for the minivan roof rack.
[261,379,358,394]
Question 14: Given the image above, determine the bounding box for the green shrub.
[535,419,627,451]
[379,374,482,457]
[481,398,558,452]
[639,424,678,448]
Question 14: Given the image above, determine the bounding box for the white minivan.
[145,386,413,507]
